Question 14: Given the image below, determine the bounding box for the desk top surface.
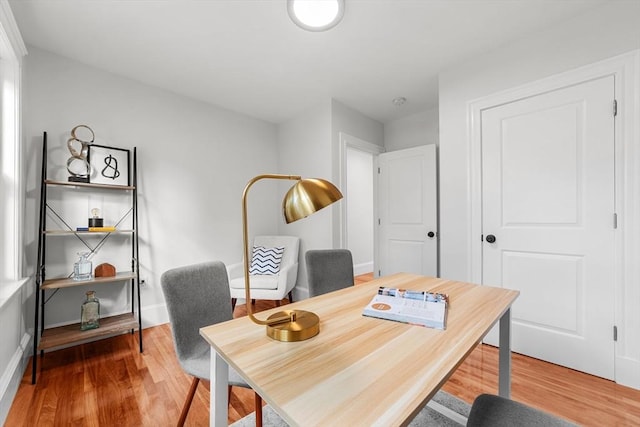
[200,273,519,427]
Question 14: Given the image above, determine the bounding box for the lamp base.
[266,309,320,342]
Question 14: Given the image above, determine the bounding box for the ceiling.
[9,0,607,124]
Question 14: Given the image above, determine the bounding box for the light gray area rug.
[230,390,471,427]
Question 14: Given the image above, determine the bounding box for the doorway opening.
[339,132,384,277]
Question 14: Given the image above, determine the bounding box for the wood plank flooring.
[6,273,640,426]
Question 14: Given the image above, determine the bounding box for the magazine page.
[362,287,448,329]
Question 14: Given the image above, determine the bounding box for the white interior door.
[481,76,616,379]
[378,145,437,277]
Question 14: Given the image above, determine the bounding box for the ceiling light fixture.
[288,0,345,32]
[392,97,407,106]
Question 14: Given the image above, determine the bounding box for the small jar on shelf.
[73,252,92,281]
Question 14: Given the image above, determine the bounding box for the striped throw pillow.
[249,246,285,275]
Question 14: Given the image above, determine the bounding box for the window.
[0,1,26,288]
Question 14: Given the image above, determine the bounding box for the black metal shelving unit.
[32,131,142,384]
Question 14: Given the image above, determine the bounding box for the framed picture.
[88,144,130,186]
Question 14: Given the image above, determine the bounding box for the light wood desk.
[200,273,519,426]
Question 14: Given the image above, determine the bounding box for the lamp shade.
[282,178,343,223]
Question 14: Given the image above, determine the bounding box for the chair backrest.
[160,261,232,366]
[253,235,300,271]
[305,249,354,297]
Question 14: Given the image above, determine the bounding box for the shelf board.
[44,230,134,235]
[45,179,135,191]
[38,313,139,351]
[41,271,137,290]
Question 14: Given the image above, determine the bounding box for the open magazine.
[362,286,448,330]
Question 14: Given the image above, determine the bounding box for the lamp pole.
[241,174,300,326]
[239,173,343,341]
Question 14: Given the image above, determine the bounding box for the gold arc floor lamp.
[241,174,343,342]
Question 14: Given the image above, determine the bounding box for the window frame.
[0,0,27,288]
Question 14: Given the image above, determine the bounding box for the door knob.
[427,231,435,238]
[485,234,496,243]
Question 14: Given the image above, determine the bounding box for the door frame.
[338,132,384,266]
[468,50,640,388]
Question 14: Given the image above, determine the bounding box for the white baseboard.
[616,356,640,390]
[140,303,169,328]
[0,332,32,425]
[353,262,373,276]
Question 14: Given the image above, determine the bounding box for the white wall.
[22,46,281,331]
[276,99,383,299]
[276,102,332,300]
[330,99,383,251]
[384,107,438,151]
[438,1,640,388]
[331,99,384,149]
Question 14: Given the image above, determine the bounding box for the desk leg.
[498,308,511,399]
[210,350,229,427]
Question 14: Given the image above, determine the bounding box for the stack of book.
[76,226,116,232]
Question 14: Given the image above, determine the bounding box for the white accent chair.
[228,235,300,310]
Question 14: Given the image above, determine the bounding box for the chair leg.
[229,386,262,427]
[231,298,237,311]
[255,392,263,427]
[178,377,200,427]
[288,291,293,303]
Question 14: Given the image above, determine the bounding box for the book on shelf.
[362,286,448,330]
[76,226,117,232]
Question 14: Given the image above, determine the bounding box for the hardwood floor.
[6,273,640,426]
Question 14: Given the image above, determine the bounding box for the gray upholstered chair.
[305,249,354,297]
[228,235,300,309]
[161,261,262,427]
[467,394,576,426]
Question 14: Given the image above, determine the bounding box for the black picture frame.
[88,144,131,186]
